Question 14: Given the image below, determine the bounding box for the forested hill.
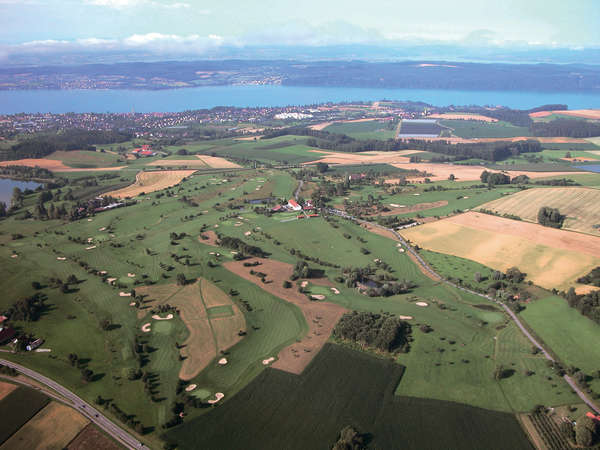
[1,60,599,92]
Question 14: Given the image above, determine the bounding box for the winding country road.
[0,359,149,450]
[328,208,600,414]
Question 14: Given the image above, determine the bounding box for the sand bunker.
[415,302,429,307]
[10,254,17,258]
[141,323,151,332]
[127,273,135,278]
[208,393,224,404]
[119,292,131,297]
[218,358,228,365]
[185,384,197,392]
[310,294,326,300]
[262,357,276,365]
[398,315,413,320]
[301,281,308,288]
[56,257,66,261]
[152,314,174,320]
[85,246,96,250]
[330,288,340,294]
[244,231,251,236]
[106,277,117,284]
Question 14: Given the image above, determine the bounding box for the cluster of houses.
[271,198,318,217]
[130,144,157,157]
[0,316,43,351]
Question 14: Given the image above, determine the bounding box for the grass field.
[0,387,49,444]
[323,120,396,140]
[0,401,89,450]
[402,212,600,290]
[204,136,321,164]
[520,295,600,394]
[1,163,594,447]
[47,150,123,168]
[478,187,600,236]
[440,120,531,138]
[164,344,532,450]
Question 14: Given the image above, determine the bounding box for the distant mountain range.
[1,59,599,92]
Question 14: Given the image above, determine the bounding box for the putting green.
[153,321,173,334]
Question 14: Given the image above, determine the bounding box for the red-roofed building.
[271,204,283,212]
[586,412,600,421]
[287,198,302,211]
[0,326,15,345]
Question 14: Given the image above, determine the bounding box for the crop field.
[322,119,396,139]
[440,119,531,138]
[521,295,600,394]
[0,401,89,450]
[163,344,532,450]
[206,136,320,164]
[146,155,241,169]
[478,187,600,235]
[402,211,600,290]
[0,387,49,444]
[66,424,122,450]
[47,150,123,168]
[105,169,196,198]
[0,158,125,172]
[0,382,17,401]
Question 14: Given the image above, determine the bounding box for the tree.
[448,173,456,181]
[575,415,597,447]
[176,273,187,286]
[316,162,329,173]
[474,272,482,283]
[565,151,572,158]
[0,202,6,217]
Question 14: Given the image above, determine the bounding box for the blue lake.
[575,165,600,173]
[1,85,600,114]
[0,178,41,205]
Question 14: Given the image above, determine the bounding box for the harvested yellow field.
[304,149,422,166]
[196,155,241,168]
[1,402,89,450]
[402,212,600,290]
[105,170,196,198]
[479,187,600,236]
[390,162,584,182]
[146,159,209,167]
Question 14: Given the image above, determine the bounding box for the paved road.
[0,359,149,450]
[328,208,600,414]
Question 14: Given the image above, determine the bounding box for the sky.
[0,0,599,61]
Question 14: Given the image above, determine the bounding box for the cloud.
[1,32,224,57]
[85,0,197,10]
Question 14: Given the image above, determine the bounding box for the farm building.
[26,338,44,351]
[0,326,16,345]
[287,199,302,211]
[271,204,284,212]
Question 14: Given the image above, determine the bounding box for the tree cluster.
[333,311,412,353]
[531,118,600,138]
[537,206,564,228]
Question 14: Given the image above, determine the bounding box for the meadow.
[322,120,397,140]
[439,119,531,138]
[163,344,532,450]
[520,295,600,395]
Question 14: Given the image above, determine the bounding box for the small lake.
[1,85,600,113]
[574,165,600,173]
[0,178,41,205]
